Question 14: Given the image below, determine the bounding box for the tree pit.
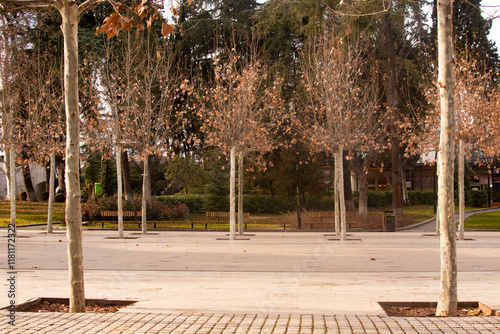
[6,297,136,313]
[379,301,498,317]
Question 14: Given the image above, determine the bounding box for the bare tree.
[301,31,379,239]
[0,0,181,313]
[190,44,284,240]
[436,0,457,317]
[403,53,500,242]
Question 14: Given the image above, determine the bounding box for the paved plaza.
[1,214,500,333]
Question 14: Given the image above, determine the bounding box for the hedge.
[153,189,490,214]
[469,190,488,208]
[154,194,294,214]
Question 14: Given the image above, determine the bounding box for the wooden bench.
[145,221,289,230]
[99,211,142,228]
[205,211,250,222]
[306,211,357,230]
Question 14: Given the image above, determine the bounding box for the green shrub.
[367,191,392,207]
[54,193,66,203]
[155,193,296,214]
[80,190,89,202]
[304,196,334,211]
[41,191,50,201]
[18,191,27,201]
[154,194,207,213]
[242,194,294,214]
[407,191,435,205]
[469,190,488,208]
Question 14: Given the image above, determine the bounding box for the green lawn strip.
[465,211,500,229]
[402,206,436,220]
[0,201,65,226]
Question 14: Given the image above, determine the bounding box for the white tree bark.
[436,0,458,317]
[436,155,441,237]
[402,165,409,204]
[458,139,465,240]
[1,18,12,202]
[229,147,236,240]
[3,150,11,201]
[238,151,244,236]
[9,148,16,230]
[338,145,347,241]
[142,155,149,235]
[436,202,440,237]
[60,2,85,313]
[334,153,340,237]
[116,144,124,239]
[47,152,56,233]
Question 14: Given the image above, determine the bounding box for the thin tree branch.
[0,0,53,12]
[78,0,109,19]
[0,3,52,12]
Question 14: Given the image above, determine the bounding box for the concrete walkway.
[1,227,499,333]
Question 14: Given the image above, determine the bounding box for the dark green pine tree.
[174,0,259,81]
[454,0,499,70]
[432,0,499,71]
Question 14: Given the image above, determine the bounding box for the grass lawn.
[465,211,500,229]
[0,201,65,226]
[6,200,493,230]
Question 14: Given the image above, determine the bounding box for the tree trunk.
[358,170,368,218]
[122,149,134,201]
[434,156,441,237]
[334,153,340,236]
[23,164,38,202]
[47,152,56,233]
[60,2,85,313]
[238,151,244,236]
[10,148,16,231]
[145,156,152,207]
[229,147,236,240]
[384,13,404,227]
[3,149,11,201]
[402,164,409,204]
[435,0,458,317]
[116,144,124,239]
[142,155,149,235]
[1,20,12,202]
[56,164,66,194]
[343,156,355,212]
[338,145,347,240]
[122,149,133,201]
[296,142,302,230]
[458,139,465,240]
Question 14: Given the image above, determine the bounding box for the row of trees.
[1,0,499,316]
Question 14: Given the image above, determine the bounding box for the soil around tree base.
[380,301,497,317]
[5,297,136,313]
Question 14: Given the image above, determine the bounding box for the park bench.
[99,211,142,228]
[205,211,250,222]
[306,211,358,230]
[145,220,290,230]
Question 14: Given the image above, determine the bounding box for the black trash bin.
[383,210,395,232]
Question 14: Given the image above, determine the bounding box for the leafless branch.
[78,0,110,19]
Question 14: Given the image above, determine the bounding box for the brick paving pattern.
[1,313,500,333]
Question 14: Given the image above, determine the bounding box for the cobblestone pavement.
[2,312,500,333]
